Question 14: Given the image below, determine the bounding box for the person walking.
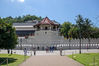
[60,46,62,56]
[33,47,36,56]
[46,47,48,53]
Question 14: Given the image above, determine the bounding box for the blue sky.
[0,0,99,26]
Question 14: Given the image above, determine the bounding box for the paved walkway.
[19,56,84,66]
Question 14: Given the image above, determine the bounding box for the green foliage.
[68,26,79,38]
[76,15,92,38]
[0,19,18,49]
[0,15,42,50]
[2,14,42,23]
[0,54,29,66]
[90,27,99,38]
[68,53,99,66]
[60,22,72,38]
[23,15,42,22]
[61,14,99,39]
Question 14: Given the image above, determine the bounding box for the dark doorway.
[45,27,48,30]
[53,26,55,30]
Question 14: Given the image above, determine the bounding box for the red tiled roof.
[40,17,54,25]
[35,17,58,26]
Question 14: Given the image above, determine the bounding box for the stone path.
[19,56,84,66]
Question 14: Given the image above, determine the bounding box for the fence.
[15,38,99,50]
[0,58,8,66]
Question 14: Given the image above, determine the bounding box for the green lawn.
[68,53,99,66]
[0,54,29,66]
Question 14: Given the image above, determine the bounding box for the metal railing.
[0,58,8,66]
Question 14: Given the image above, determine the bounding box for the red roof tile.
[35,17,58,26]
[40,17,54,25]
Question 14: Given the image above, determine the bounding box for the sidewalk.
[19,56,84,66]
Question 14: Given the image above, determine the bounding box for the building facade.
[13,17,60,37]
[13,17,99,50]
[13,17,63,50]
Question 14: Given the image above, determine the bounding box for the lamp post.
[69,38,71,49]
[79,25,81,54]
[25,35,28,52]
[25,35,28,45]
[20,38,22,50]
[79,36,81,54]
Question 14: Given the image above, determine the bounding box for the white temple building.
[13,17,99,50]
[13,17,64,50]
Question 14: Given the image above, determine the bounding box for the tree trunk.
[11,49,13,54]
[7,49,10,54]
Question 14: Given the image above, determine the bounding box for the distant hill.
[1,14,43,23]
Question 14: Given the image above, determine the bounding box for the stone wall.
[16,37,99,50]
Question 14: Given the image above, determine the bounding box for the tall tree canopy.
[61,14,99,39]
[76,15,92,38]
[0,19,18,50]
[68,25,79,38]
[60,22,72,38]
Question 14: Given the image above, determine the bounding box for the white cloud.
[10,0,25,3]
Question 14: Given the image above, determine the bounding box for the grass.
[0,54,29,66]
[68,53,99,66]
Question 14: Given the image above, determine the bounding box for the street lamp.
[20,38,22,50]
[24,35,28,52]
[78,25,81,54]
[69,38,71,49]
[25,35,28,44]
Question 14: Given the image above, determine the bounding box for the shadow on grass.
[0,57,17,65]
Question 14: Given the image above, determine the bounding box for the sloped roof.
[35,17,59,26]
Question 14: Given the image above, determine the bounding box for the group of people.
[24,47,36,56]
[46,46,56,52]
[36,46,57,51]
[24,46,63,56]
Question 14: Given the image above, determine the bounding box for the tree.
[23,14,42,22]
[76,15,93,38]
[1,15,43,23]
[75,15,94,54]
[75,15,84,54]
[68,25,79,39]
[76,15,84,39]
[90,27,99,38]
[82,18,92,38]
[0,19,18,54]
[60,22,72,38]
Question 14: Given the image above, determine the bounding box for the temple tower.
[34,17,59,31]
[32,17,61,45]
